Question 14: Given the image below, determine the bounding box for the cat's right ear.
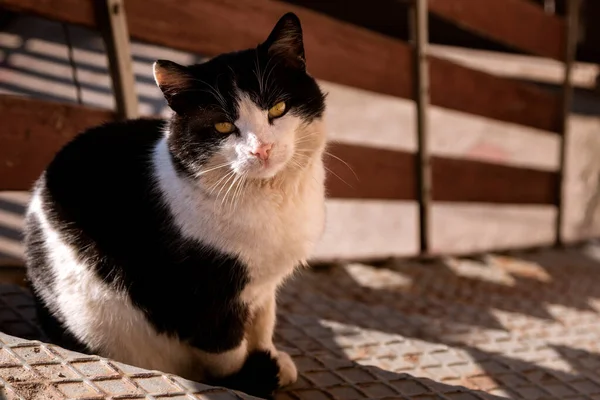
[153,60,192,112]
[262,12,305,70]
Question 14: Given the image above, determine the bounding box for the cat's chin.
[232,157,287,180]
[245,165,281,180]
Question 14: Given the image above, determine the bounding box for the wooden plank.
[0,95,559,205]
[0,266,27,286]
[432,157,558,204]
[429,0,566,60]
[324,143,417,200]
[125,0,416,101]
[0,0,96,27]
[0,95,419,199]
[0,95,115,191]
[95,0,139,119]
[0,0,562,133]
[429,56,562,133]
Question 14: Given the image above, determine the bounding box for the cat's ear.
[262,12,305,69]
[153,60,193,111]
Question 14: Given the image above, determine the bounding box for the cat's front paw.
[275,350,297,387]
[212,349,296,398]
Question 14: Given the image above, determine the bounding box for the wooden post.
[544,0,556,14]
[410,0,431,254]
[555,0,581,246]
[96,0,139,120]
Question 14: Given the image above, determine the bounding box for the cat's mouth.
[244,159,283,179]
[236,148,293,180]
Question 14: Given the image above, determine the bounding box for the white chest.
[154,139,326,285]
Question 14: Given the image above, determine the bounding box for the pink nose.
[250,143,272,161]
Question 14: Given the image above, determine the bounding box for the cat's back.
[25,117,169,276]
[43,118,164,202]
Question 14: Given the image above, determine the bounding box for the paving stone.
[2,247,600,398]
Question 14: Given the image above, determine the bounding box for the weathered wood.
[0,95,115,191]
[0,0,562,133]
[95,0,139,119]
[0,95,560,204]
[429,56,562,134]
[0,0,96,27]
[325,143,417,200]
[0,95,419,199]
[555,0,581,245]
[429,0,565,60]
[432,157,558,204]
[410,0,432,253]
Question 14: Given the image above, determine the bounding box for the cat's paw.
[212,350,282,399]
[275,350,297,387]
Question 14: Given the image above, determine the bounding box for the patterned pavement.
[3,245,600,399]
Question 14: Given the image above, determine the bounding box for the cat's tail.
[210,350,281,399]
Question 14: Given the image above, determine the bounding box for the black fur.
[29,118,250,353]
[24,12,322,398]
[211,350,281,400]
[156,12,325,180]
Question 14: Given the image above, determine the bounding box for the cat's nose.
[250,143,273,161]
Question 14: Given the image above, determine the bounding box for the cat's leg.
[247,291,298,387]
[197,339,248,378]
[204,336,283,398]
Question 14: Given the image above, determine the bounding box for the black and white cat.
[24,12,326,398]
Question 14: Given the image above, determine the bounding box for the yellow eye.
[268,101,286,119]
[214,122,235,134]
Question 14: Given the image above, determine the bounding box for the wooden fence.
[0,0,582,256]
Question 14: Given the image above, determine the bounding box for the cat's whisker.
[294,148,318,154]
[289,161,305,172]
[292,152,312,162]
[210,169,236,197]
[228,174,245,210]
[216,170,236,199]
[231,174,247,212]
[254,51,268,97]
[324,166,354,189]
[324,152,359,181]
[195,162,232,178]
[206,170,232,194]
[215,172,236,208]
[295,131,319,141]
[294,137,317,146]
[229,178,241,212]
[188,77,228,110]
[221,172,242,208]
[231,174,248,211]
[287,158,302,169]
[263,56,281,93]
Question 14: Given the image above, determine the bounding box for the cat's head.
[153,12,326,183]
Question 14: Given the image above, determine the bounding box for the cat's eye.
[268,101,286,119]
[214,122,235,134]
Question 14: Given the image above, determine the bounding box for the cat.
[24,12,327,398]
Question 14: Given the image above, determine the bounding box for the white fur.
[28,185,265,381]
[28,191,196,376]
[151,94,326,382]
[29,93,326,384]
[225,93,298,179]
[154,93,326,290]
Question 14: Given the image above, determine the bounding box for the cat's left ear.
[262,12,305,70]
[153,60,193,111]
